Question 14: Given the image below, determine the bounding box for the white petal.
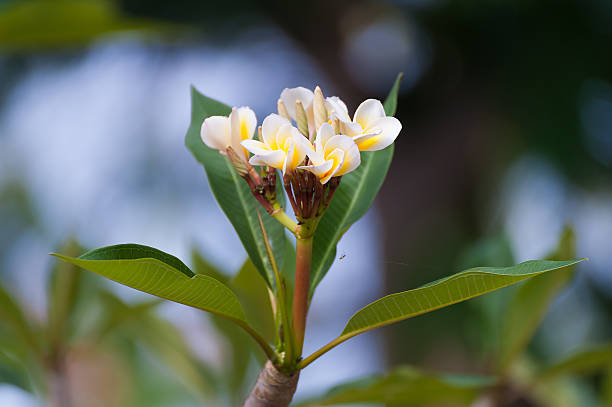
[323,135,361,176]
[320,148,345,184]
[249,150,286,170]
[201,116,230,152]
[290,129,311,164]
[229,107,240,141]
[315,123,335,152]
[352,132,378,146]
[261,114,290,149]
[237,107,257,140]
[275,123,298,152]
[282,139,295,174]
[305,149,325,166]
[352,128,382,144]
[340,120,363,138]
[323,134,356,157]
[229,107,257,158]
[325,96,350,122]
[282,130,309,174]
[338,137,361,175]
[353,99,386,129]
[359,116,402,151]
[298,160,333,179]
[241,139,270,156]
[229,108,242,156]
[280,87,314,120]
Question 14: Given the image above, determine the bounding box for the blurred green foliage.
[0,0,172,51]
[300,228,612,406]
[0,239,280,406]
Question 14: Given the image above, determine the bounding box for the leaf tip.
[189,84,202,100]
[49,253,74,262]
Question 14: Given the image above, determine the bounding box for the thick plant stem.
[292,237,313,357]
[244,361,299,407]
[49,356,71,407]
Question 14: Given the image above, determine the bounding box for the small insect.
[339,253,346,260]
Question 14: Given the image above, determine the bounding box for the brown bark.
[244,361,299,407]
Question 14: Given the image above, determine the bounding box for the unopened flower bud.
[332,117,340,134]
[295,100,309,139]
[226,146,249,177]
[313,86,328,131]
[277,99,291,120]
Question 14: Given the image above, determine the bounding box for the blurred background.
[0,0,611,405]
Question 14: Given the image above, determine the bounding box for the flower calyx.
[226,146,278,215]
[283,168,341,233]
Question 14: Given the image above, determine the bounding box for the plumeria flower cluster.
[200,86,401,221]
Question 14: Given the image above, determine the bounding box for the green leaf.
[190,247,276,345]
[604,368,612,406]
[52,244,248,324]
[194,255,269,401]
[0,281,39,356]
[383,72,403,117]
[0,341,35,392]
[535,376,601,407]
[309,73,402,295]
[299,366,491,406]
[185,87,286,290]
[280,239,296,310]
[342,259,583,340]
[538,343,612,381]
[98,292,218,400]
[91,295,161,343]
[47,239,85,351]
[301,259,584,367]
[210,315,258,402]
[497,227,577,371]
[231,259,276,344]
[190,247,229,284]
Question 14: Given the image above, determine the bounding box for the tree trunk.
[244,361,299,407]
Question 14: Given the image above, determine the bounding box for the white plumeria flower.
[280,87,350,137]
[299,123,361,184]
[329,98,402,152]
[200,106,257,160]
[324,96,351,122]
[280,87,315,130]
[241,114,312,175]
